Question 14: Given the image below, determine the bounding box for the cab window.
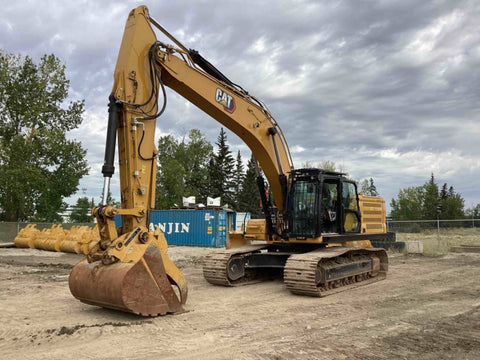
[342,182,359,232]
[342,182,358,211]
[290,180,317,237]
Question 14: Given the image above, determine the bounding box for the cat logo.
[215,88,236,113]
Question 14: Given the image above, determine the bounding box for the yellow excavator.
[69,5,388,316]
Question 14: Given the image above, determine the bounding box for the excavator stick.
[69,224,187,316]
[67,5,190,316]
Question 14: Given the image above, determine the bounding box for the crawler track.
[203,245,268,286]
[203,245,388,297]
[284,247,388,296]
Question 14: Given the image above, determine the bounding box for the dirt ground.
[0,246,479,360]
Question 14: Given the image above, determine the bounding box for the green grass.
[396,227,480,255]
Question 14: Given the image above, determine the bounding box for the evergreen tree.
[440,185,464,220]
[231,150,245,210]
[440,183,448,199]
[448,186,455,197]
[209,128,235,207]
[368,178,378,196]
[238,154,262,217]
[422,173,439,220]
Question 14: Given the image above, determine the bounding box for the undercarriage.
[203,244,388,296]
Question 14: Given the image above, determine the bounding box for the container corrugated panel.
[113,210,232,247]
[149,209,227,247]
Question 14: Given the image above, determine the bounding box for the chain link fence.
[387,219,480,254]
[0,222,95,243]
[2,219,479,255]
[387,219,479,233]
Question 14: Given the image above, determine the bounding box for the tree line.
[155,127,261,216]
[0,51,263,223]
[0,51,477,223]
[390,174,466,220]
[302,160,379,197]
[70,128,263,223]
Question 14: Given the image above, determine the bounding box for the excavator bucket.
[14,224,39,248]
[34,224,65,252]
[75,225,100,255]
[69,228,187,316]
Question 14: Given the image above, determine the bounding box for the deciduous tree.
[70,197,93,223]
[465,204,480,218]
[156,129,213,209]
[390,186,425,220]
[0,52,88,221]
[181,129,213,204]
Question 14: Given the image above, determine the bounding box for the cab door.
[289,180,319,237]
[341,181,361,233]
[320,178,341,234]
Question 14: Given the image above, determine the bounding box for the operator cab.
[287,168,361,238]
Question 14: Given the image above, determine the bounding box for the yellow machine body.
[68,4,389,311]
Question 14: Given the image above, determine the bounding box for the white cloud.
[291,145,306,153]
[1,0,479,211]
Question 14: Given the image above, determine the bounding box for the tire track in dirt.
[375,305,480,359]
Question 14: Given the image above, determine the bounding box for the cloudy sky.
[1,0,479,213]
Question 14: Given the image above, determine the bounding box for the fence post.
[437,215,440,249]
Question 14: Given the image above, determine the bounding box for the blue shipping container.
[115,209,234,247]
